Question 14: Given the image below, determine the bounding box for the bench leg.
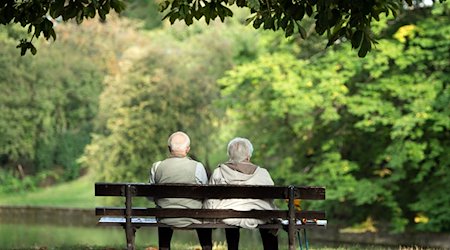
[288,186,296,250]
[124,225,136,250]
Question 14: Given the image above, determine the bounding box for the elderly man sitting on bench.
[149,131,212,250]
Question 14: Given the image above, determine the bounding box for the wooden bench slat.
[95,207,326,220]
[95,183,325,200]
[97,216,327,229]
[97,217,327,229]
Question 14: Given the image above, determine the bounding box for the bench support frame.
[95,183,326,250]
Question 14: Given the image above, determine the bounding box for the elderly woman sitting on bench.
[205,137,279,250]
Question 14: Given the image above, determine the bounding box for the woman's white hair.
[227,137,254,162]
[168,131,190,151]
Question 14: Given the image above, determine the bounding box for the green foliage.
[0,169,36,193]
[81,22,259,182]
[159,0,446,57]
[0,168,62,193]
[0,0,448,236]
[0,23,108,182]
[218,3,449,232]
[121,0,163,29]
[0,0,127,55]
[3,0,445,56]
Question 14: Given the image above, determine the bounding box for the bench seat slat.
[95,183,325,200]
[97,216,327,229]
[95,207,326,220]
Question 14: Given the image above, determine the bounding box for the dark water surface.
[2,206,449,250]
[0,206,266,249]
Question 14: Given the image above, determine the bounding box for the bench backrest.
[95,183,326,220]
[95,183,325,199]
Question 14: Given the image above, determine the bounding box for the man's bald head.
[168,131,190,157]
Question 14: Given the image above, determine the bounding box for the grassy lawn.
[0,174,95,208]
[4,244,433,250]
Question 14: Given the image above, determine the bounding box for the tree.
[0,16,141,184]
[0,25,103,180]
[1,0,445,56]
[81,21,259,182]
[218,2,449,232]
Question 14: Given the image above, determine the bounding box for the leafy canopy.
[218,2,449,231]
[1,0,446,56]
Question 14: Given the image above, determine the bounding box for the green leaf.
[34,24,41,38]
[236,0,246,7]
[358,34,371,57]
[159,1,170,12]
[63,5,79,21]
[185,15,194,25]
[306,4,313,17]
[298,24,307,39]
[328,9,341,27]
[50,28,57,41]
[30,43,37,55]
[263,15,274,30]
[193,8,203,20]
[253,17,263,29]
[86,4,96,18]
[169,12,179,24]
[280,15,288,29]
[247,0,261,11]
[76,10,84,24]
[98,8,107,20]
[292,4,305,21]
[103,1,111,12]
[16,42,26,56]
[245,14,257,25]
[285,20,294,37]
[223,6,233,17]
[351,30,364,49]
[50,0,65,18]
[111,0,126,13]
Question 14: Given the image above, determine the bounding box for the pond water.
[1,223,273,249]
[0,206,275,250]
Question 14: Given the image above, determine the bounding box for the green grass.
[0,174,95,208]
[0,177,443,250]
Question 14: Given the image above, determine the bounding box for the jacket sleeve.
[195,162,208,184]
[149,161,161,184]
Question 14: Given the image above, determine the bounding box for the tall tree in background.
[0,25,103,181]
[0,17,140,185]
[81,21,261,182]
[218,2,449,232]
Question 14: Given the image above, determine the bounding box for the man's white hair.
[168,131,190,151]
[227,137,254,162]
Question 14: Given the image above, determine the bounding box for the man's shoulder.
[188,158,204,166]
[152,160,162,168]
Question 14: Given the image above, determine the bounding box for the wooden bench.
[95,183,326,250]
